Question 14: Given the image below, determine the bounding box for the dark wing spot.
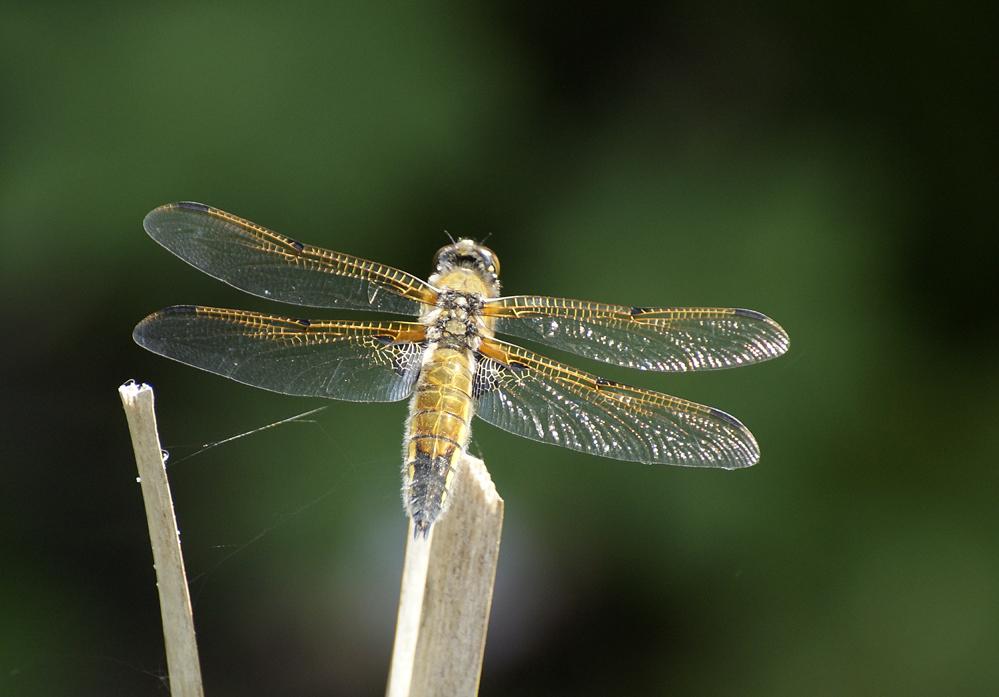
[629,306,653,316]
[177,202,211,212]
[294,318,311,328]
[473,355,502,397]
[473,355,530,397]
[282,236,305,253]
[392,342,425,379]
[732,308,768,321]
[708,406,748,429]
[160,305,198,315]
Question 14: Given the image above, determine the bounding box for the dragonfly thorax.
[425,290,488,351]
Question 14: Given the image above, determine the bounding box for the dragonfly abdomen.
[402,347,476,536]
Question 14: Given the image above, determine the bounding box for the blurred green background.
[2,2,996,695]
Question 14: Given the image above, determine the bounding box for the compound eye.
[433,243,457,266]
[478,245,499,276]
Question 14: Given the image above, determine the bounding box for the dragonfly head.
[433,239,500,285]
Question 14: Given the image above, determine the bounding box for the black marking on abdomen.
[409,434,461,448]
[405,448,459,538]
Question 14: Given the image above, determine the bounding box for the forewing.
[143,202,435,314]
[485,296,789,372]
[473,338,759,468]
[133,306,426,402]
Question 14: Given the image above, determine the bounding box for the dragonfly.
[134,202,789,536]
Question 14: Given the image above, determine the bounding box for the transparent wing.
[143,202,436,314]
[133,306,427,402]
[473,337,759,468]
[485,296,789,372]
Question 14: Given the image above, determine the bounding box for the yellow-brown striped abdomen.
[402,347,476,536]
